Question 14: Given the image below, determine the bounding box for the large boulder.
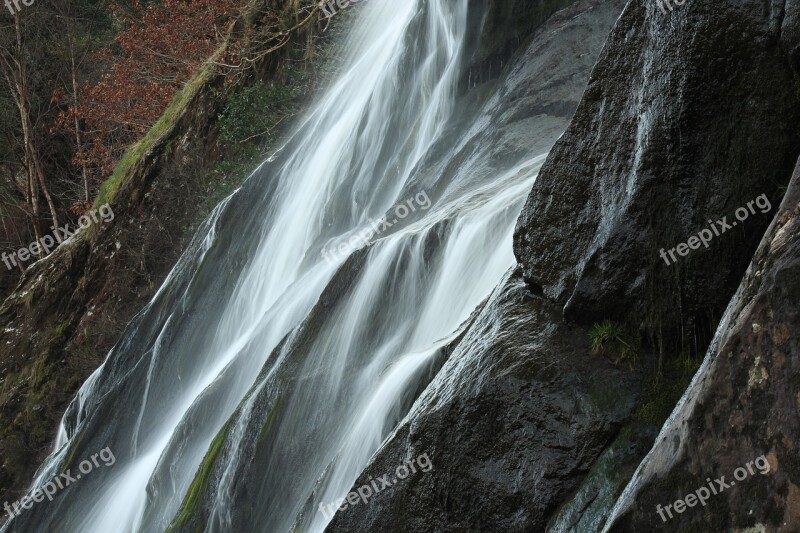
[603,157,800,532]
[513,0,800,354]
[326,269,638,532]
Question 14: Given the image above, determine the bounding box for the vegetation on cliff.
[0,0,346,507]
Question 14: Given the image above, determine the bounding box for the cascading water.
[6,1,561,531]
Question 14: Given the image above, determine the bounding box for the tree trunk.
[68,18,89,204]
[10,12,60,250]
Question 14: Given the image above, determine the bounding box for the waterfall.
[6,1,555,531]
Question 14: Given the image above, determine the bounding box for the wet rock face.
[603,157,800,532]
[326,270,639,533]
[513,0,800,352]
[0,0,325,507]
[460,0,582,87]
[322,1,632,530]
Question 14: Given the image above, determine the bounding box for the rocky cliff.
[328,0,800,531]
[514,0,800,356]
[0,0,331,507]
[604,156,800,531]
[2,0,798,530]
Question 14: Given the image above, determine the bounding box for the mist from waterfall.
[6,1,555,531]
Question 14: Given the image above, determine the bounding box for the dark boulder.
[603,156,800,532]
[513,0,800,355]
[326,269,639,532]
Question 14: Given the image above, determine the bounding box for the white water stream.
[9,1,554,531]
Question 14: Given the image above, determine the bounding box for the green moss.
[93,49,224,209]
[167,419,233,532]
[255,397,282,446]
[54,321,70,338]
[94,142,144,208]
[589,320,638,368]
[634,353,702,425]
[94,1,336,229]
[60,429,88,475]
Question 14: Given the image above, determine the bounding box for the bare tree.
[0,12,60,253]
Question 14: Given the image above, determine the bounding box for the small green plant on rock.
[589,320,637,368]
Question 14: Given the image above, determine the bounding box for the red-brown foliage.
[55,0,239,186]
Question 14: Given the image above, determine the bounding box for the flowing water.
[8,1,557,531]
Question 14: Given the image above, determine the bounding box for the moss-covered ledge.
[0,0,337,511]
